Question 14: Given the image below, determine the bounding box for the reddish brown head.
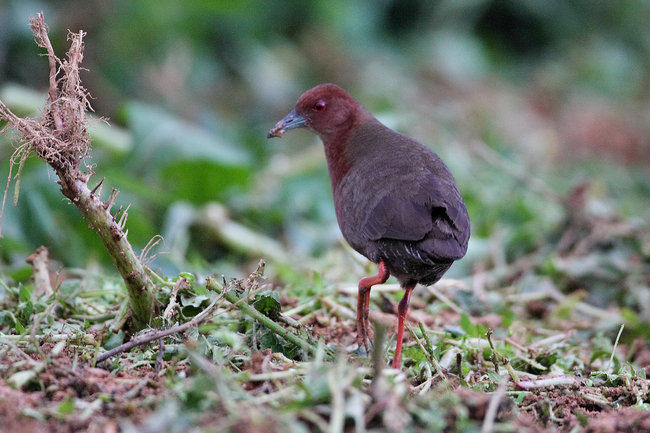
[267,83,369,142]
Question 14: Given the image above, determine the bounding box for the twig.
[96,295,222,364]
[527,333,569,350]
[503,337,528,352]
[371,323,387,396]
[155,338,164,372]
[283,299,317,317]
[329,356,346,433]
[511,355,547,372]
[70,312,116,322]
[606,324,624,372]
[109,300,130,334]
[486,329,519,383]
[418,322,436,358]
[544,288,623,323]
[163,277,187,320]
[581,392,611,407]
[481,379,507,433]
[338,283,401,295]
[412,363,434,395]
[469,248,547,290]
[515,375,578,390]
[320,296,356,320]
[26,246,53,296]
[407,324,446,379]
[298,409,331,433]
[0,332,96,345]
[207,276,333,359]
[426,285,464,315]
[237,369,303,382]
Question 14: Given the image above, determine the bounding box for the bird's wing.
[361,171,469,259]
[362,191,433,242]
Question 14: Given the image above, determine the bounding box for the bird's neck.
[321,111,376,192]
[322,132,352,194]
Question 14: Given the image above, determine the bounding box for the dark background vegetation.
[0,1,649,431]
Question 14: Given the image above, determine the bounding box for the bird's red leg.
[356,260,389,353]
[391,284,414,369]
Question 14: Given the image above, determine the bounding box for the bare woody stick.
[0,13,156,328]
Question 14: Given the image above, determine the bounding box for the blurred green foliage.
[0,0,648,288]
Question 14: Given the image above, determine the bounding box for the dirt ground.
[1,338,649,433]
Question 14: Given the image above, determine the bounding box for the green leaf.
[57,398,75,415]
[254,291,281,320]
[487,370,502,383]
[14,319,25,334]
[103,330,125,351]
[259,331,284,353]
[178,272,196,285]
[459,313,476,338]
[403,346,426,365]
[181,294,210,308]
[535,352,558,370]
[18,285,33,303]
[19,300,34,324]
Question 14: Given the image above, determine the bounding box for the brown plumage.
[268,83,470,368]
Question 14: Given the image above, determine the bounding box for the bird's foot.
[356,316,373,355]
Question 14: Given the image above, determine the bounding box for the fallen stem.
[26,246,53,296]
[407,324,447,380]
[0,332,96,345]
[481,379,507,433]
[486,329,519,383]
[515,375,579,390]
[426,285,464,315]
[163,277,187,320]
[606,324,624,372]
[96,295,222,364]
[206,276,333,359]
[109,300,131,334]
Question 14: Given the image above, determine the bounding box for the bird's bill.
[267,109,307,138]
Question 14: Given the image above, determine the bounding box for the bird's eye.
[313,100,326,112]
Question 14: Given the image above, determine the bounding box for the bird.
[268,83,470,368]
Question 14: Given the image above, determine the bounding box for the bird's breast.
[332,166,387,254]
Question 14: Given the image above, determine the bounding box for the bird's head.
[268,83,366,141]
